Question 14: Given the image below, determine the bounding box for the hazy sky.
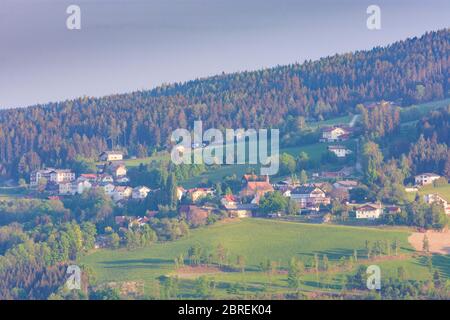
[1,0,449,108]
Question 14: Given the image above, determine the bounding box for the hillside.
[0,29,448,178]
[80,219,448,299]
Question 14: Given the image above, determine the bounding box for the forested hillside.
[0,29,448,178]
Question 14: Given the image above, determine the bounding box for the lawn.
[78,218,444,298]
[407,184,450,203]
[180,140,356,188]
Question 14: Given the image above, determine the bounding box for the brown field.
[408,230,450,255]
[173,265,222,279]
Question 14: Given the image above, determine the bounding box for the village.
[26,123,450,235]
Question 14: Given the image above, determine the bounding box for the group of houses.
[406,173,450,214]
[30,151,152,203]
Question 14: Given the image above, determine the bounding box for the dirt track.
[408,230,450,255]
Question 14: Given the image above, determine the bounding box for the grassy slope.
[79,219,447,298]
[407,184,450,203]
[121,98,449,189]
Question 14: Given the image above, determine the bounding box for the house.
[186,188,215,202]
[102,183,116,196]
[30,168,75,188]
[221,194,239,209]
[129,216,150,228]
[328,145,352,158]
[49,169,76,184]
[321,167,354,179]
[290,186,330,209]
[355,203,383,219]
[79,174,98,182]
[240,174,274,199]
[321,127,349,142]
[220,194,254,218]
[112,186,133,202]
[274,177,300,189]
[115,176,130,184]
[333,180,358,190]
[132,186,151,199]
[424,194,450,215]
[99,151,124,162]
[385,206,401,215]
[414,173,441,186]
[30,168,55,187]
[71,180,92,195]
[105,162,127,178]
[58,182,73,195]
[98,174,114,183]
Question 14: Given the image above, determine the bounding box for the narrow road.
[349,114,360,127]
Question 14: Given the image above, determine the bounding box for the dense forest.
[0,29,448,178]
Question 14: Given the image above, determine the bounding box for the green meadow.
[79,219,447,298]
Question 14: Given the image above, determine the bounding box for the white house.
[72,180,92,195]
[290,186,330,209]
[355,203,383,219]
[321,127,349,142]
[30,168,55,187]
[49,169,75,184]
[112,186,133,202]
[328,145,352,158]
[58,182,73,195]
[414,173,440,186]
[110,163,127,178]
[132,186,151,199]
[99,151,124,162]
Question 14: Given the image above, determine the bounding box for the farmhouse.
[99,151,124,162]
[290,186,330,209]
[414,173,440,186]
[321,126,349,142]
[355,203,382,219]
[328,145,352,158]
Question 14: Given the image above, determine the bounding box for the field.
[407,184,450,203]
[79,219,448,298]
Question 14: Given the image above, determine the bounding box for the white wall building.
[414,173,441,186]
[132,186,151,199]
[355,203,382,219]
